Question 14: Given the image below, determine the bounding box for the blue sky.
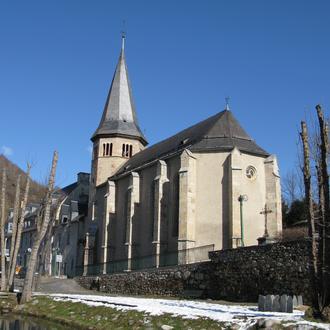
[0,1,329,186]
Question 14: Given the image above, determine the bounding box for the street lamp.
[238,195,248,247]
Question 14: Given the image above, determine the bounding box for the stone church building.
[84,37,282,273]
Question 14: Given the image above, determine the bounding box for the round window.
[246,166,257,180]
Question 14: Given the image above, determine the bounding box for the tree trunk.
[316,164,325,309]
[20,151,58,304]
[300,121,320,313]
[8,165,31,292]
[316,105,330,308]
[6,174,21,291]
[0,168,7,291]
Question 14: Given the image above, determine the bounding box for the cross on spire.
[121,20,126,51]
[260,204,272,237]
[225,97,230,111]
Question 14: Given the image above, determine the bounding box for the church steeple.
[90,36,147,188]
[91,35,147,146]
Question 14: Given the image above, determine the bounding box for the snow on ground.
[38,293,330,330]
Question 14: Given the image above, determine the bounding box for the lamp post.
[238,195,248,247]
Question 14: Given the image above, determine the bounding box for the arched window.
[122,144,133,158]
[103,143,113,156]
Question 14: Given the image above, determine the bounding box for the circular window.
[246,166,257,180]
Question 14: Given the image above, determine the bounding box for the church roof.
[91,37,147,145]
[113,110,269,178]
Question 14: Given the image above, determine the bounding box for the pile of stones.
[258,294,303,313]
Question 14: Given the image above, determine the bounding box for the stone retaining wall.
[75,240,313,303]
[208,239,312,303]
[76,262,213,297]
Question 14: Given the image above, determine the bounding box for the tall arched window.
[122,143,133,158]
[103,143,113,156]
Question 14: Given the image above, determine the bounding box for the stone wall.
[208,239,312,303]
[76,262,213,298]
[76,240,312,303]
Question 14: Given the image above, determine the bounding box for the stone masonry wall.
[76,240,312,303]
[76,262,213,297]
[208,239,312,303]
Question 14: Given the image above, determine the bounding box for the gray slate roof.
[91,38,147,145]
[113,110,269,178]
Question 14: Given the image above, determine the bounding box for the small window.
[129,145,133,157]
[92,202,97,221]
[109,143,113,156]
[62,216,68,224]
[122,144,125,157]
[246,166,257,180]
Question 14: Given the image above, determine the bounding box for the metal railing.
[76,244,214,276]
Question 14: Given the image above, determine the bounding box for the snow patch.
[37,293,330,330]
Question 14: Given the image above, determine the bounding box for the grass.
[1,295,328,329]
[15,296,232,329]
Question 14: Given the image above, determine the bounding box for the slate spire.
[92,35,147,145]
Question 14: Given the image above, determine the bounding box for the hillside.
[0,155,46,210]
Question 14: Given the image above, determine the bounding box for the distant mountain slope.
[0,155,46,209]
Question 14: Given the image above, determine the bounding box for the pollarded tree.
[300,105,330,319]
[20,151,58,303]
[7,165,31,292]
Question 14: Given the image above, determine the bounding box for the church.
[84,36,282,274]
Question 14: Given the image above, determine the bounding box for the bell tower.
[90,35,148,189]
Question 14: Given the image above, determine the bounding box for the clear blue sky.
[0,1,329,186]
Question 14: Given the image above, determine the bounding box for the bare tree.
[282,169,300,204]
[300,121,320,312]
[0,168,7,290]
[8,165,31,292]
[6,174,21,291]
[316,105,330,309]
[21,151,58,303]
[300,105,330,318]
